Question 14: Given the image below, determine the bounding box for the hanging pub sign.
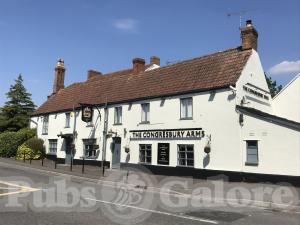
[81,105,93,123]
[130,128,205,140]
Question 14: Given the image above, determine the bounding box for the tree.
[0,74,36,132]
[265,73,283,98]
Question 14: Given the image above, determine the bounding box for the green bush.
[0,131,28,157]
[16,138,44,160]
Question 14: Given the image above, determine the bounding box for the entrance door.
[65,138,73,165]
[112,137,121,169]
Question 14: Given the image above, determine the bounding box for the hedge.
[0,128,37,157]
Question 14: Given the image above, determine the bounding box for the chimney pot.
[132,58,145,74]
[150,56,160,66]
[241,19,258,51]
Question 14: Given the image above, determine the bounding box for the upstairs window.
[42,115,49,135]
[48,139,57,154]
[180,97,193,119]
[141,103,150,123]
[65,113,71,128]
[246,140,258,165]
[114,107,122,125]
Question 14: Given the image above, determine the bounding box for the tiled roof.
[33,47,252,115]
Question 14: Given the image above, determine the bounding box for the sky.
[0,0,299,107]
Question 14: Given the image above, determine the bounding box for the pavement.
[0,157,300,225]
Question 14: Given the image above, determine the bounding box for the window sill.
[139,121,150,124]
[86,124,94,127]
[64,126,70,128]
[42,133,48,135]
[85,156,98,160]
[113,123,123,126]
[176,165,194,168]
[180,117,193,120]
[245,162,258,166]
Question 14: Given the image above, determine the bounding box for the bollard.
[55,156,57,169]
[23,151,25,163]
[82,158,85,174]
[70,157,73,171]
[42,158,44,166]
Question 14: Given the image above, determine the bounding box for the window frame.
[139,144,152,164]
[177,144,194,167]
[141,103,150,123]
[65,112,71,128]
[83,138,97,158]
[42,115,49,135]
[114,106,122,125]
[245,140,259,166]
[180,97,193,120]
[48,139,57,154]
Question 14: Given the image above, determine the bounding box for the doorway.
[65,137,73,165]
[112,137,121,169]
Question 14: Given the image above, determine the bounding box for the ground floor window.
[49,139,57,154]
[178,144,194,167]
[139,144,152,164]
[246,140,258,165]
[83,139,96,158]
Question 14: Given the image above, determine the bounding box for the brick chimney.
[87,70,102,80]
[132,58,145,74]
[241,20,258,51]
[53,58,65,94]
[150,56,160,66]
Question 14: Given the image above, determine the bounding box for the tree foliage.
[0,74,36,132]
[265,73,283,98]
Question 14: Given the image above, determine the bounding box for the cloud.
[112,18,139,33]
[268,60,300,75]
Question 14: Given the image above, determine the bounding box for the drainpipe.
[72,105,77,163]
[101,102,109,176]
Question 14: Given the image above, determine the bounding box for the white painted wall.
[272,74,300,122]
[236,50,272,113]
[241,113,300,176]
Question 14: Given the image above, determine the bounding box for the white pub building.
[31,21,300,182]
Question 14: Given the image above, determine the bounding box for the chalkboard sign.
[157,143,169,165]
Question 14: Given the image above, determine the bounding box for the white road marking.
[85,197,218,224]
[0,180,40,197]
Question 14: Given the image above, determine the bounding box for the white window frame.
[83,139,97,158]
[177,144,194,167]
[42,115,49,135]
[48,139,57,154]
[246,140,258,165]
[180,97,193,119]
[114,107,122,125]
[139,144,152,164]
[141,103,150,123]
[65,113,71,128]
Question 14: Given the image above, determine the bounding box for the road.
[0,162,299,225]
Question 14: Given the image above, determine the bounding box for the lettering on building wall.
[130,128,205,140]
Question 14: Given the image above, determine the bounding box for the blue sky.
[0,0,299,107]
